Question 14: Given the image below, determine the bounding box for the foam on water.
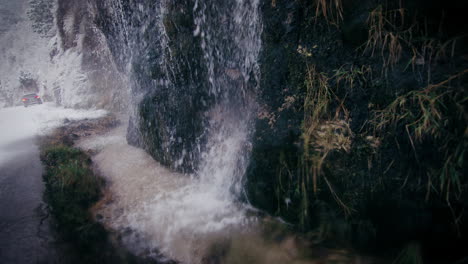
[77,0,263,262]
[79,124,252,263]
[80,124,336,264]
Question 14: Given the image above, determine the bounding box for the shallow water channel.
[79,124,372,264]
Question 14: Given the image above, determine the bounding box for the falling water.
[98,0,262,205]
[78,0,263,262]
[193,0,262,200]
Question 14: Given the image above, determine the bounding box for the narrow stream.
[79,123,368,264]
[80,124,252,263]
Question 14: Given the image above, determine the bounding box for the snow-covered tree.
[27,0,55,37]
[19,71,37,88]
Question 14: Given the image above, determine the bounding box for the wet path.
[0,137,61,263]
[0,104,107,263]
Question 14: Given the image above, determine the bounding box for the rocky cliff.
[91,2,468,260]
[4,0,465,261]
[247,0,467,261]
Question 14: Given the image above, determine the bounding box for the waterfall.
[1,0,264,262]
[193,0,262,199]
[98,0,262,197]
[81,0,263,262]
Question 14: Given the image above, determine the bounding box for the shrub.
[41,145,107,256]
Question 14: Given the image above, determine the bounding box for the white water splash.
[80,125,252,263]
[0,0,128,110]
[81,0,263,262]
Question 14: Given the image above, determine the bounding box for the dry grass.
[303,65,333,140]
[314,0,343,26]
[409,37,460,83]
[370,69,468,207]
[312,120,353,153]
[272,64,369,221]
[300,65,355,218]
[364,4,462,79]
[333,64,372,93]
[364,6,408,70]
[274,64,372,220]
[372,69,468,139]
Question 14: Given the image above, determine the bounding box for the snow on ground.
[0,103,106,166]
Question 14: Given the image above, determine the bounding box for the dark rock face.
[95,0,261,173]
[72,0,467,260]
[246,0,468,261]
[134,0,212,172]
[246,0,307,216]
[94,0,212,172]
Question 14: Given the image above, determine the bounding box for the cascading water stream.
[193,0,262,201]
[80,0,263,263]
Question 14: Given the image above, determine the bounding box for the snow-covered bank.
[0,103,106,166]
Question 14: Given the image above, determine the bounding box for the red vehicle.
[21,93,43,107]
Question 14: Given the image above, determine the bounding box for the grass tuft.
[41,145,104,246]
[364,5,407,70]
[298,65,357,224]
[313,0,343,26]
[370,69,468,208]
